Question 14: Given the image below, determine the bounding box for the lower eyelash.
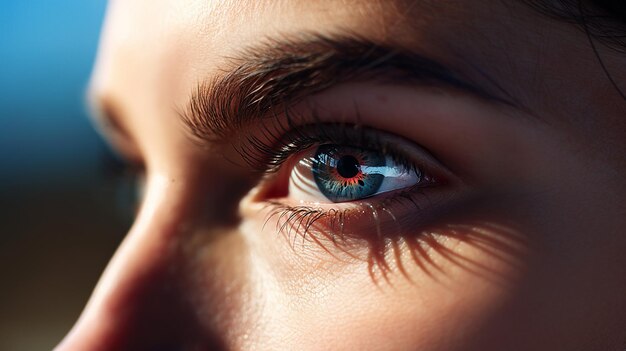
[262,186,433,251]
[264,203,346,248]
[261,187,456,282]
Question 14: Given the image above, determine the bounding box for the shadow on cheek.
[263,197,529,287]
[362,221,529,286]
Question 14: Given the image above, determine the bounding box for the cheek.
[271,279,510,350]
[236,214,527,350]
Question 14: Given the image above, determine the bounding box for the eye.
[289,144,423,203]
[241,120,456,248]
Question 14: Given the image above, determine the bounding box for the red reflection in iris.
[328,153,367,187]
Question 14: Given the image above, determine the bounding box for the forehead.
[92,0,541,84]
[92,0,535,112]
[90,0,624,158]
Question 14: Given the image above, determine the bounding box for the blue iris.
[312,144,385,202]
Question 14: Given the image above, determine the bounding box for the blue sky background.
[0,0,108,185]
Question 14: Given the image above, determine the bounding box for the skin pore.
[57,1,626,350]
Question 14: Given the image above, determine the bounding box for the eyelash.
[237,109,417,175]
[236,108,448,250]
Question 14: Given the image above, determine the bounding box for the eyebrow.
[181,34,516,144]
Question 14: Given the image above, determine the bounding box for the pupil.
[336,155,360,178]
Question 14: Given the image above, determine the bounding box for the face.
[56,0,626,350]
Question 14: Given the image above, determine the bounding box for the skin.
[57,0,626,350]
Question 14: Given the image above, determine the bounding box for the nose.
[55,174,237,351]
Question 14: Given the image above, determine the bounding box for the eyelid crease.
[233,107,440,181]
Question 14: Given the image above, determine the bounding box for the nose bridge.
[55,175,232,350]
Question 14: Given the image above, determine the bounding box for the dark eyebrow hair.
[181,34,515,144]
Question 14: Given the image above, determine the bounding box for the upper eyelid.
[236,117,453,183]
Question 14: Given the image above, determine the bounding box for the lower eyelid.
[253,184,457,248]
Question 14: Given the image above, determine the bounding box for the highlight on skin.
[54,0,626,349]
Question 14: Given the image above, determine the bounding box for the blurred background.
[0,1,132,349]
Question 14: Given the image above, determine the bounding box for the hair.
[530,0,626,99]
[591,0,626,23]
[528,0,625,50]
